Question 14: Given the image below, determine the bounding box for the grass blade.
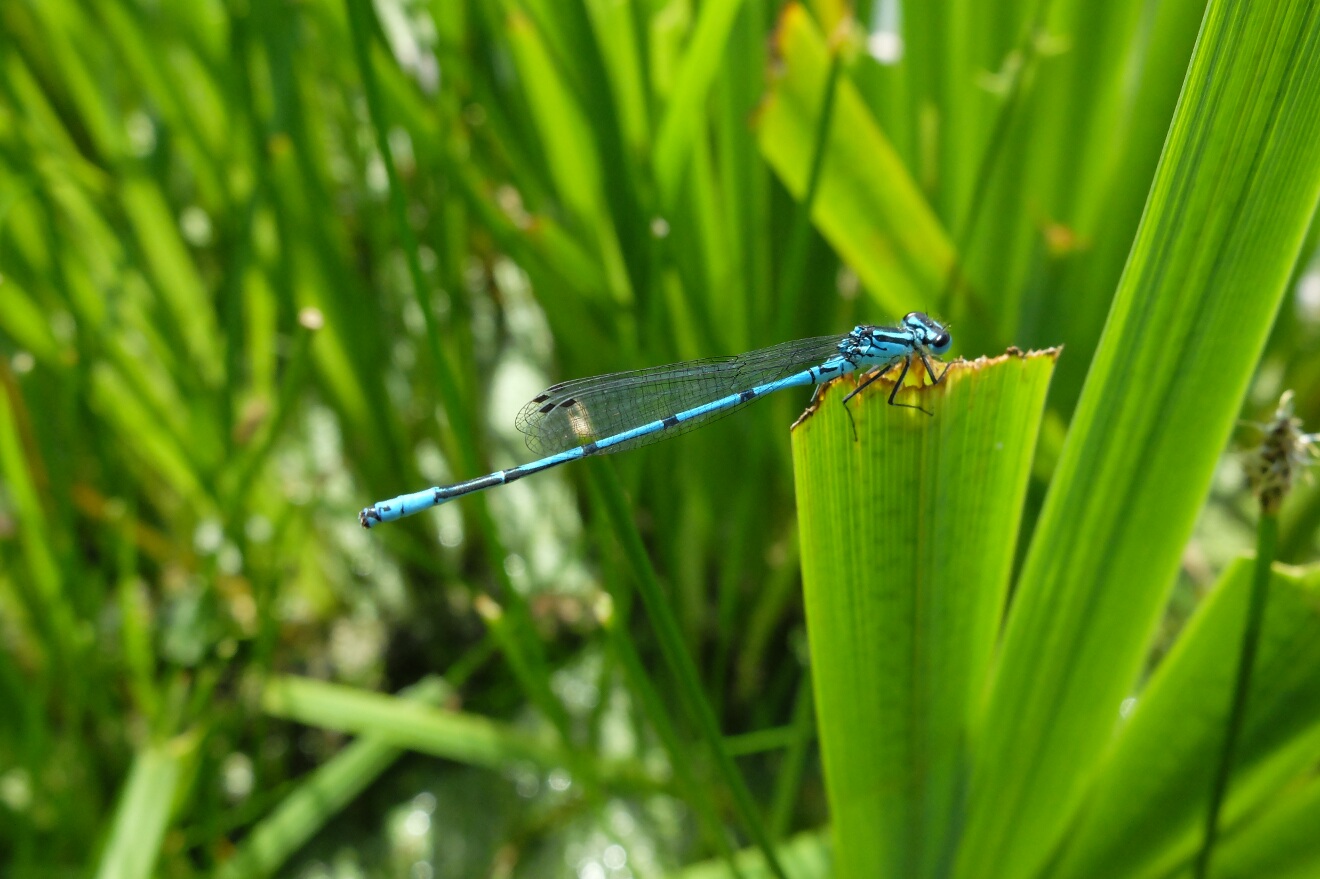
[587,462,791,879]
[92,735,195,879]
[220,678,449,879]
[654,0,748,203]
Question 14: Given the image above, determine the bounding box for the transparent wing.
[515,334,848,455]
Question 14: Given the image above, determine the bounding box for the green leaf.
[792,350,1057,878]
[957,5,1320,878]
[756,4,956,314]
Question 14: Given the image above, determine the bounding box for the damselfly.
[360,312,952,528]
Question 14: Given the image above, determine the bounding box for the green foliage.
[2,0,1320,877]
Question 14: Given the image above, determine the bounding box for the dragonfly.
[360,311,952,528]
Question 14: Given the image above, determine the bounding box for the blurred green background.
[2,0,1320,876]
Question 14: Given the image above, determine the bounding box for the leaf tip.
[790,347,1061,430]
[979,345,1063,366]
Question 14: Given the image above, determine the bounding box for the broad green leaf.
[1050,560,1320,879]
[756,4,956,314]
[958,5,1320,878]
[792,350,1057,878]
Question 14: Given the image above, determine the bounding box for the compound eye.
[930,332,951,353]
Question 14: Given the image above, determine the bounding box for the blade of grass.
[502,6,606,232]
[261,674,661,792]
[472,594,574,742]
[977,0,1206,399]
[262,675,559,772]
[0,362,77,672]
[774,52,841,343]
[586,461,791,879]
[768,674,815,841]
[599,600,749,879]
[551,0,651,308]
[92,733,197,879]
[717,0,772,346]
[344,0,475,475]
[215,730,407,879]
[504,1,642,308]
[653,0,748,203]
[345,0,576,748]
[219,677,449,879]
[0,275,61,364]
[118,176,225,389]
[932,0,1048,340]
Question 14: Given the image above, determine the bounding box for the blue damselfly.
[360,312,952,527]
